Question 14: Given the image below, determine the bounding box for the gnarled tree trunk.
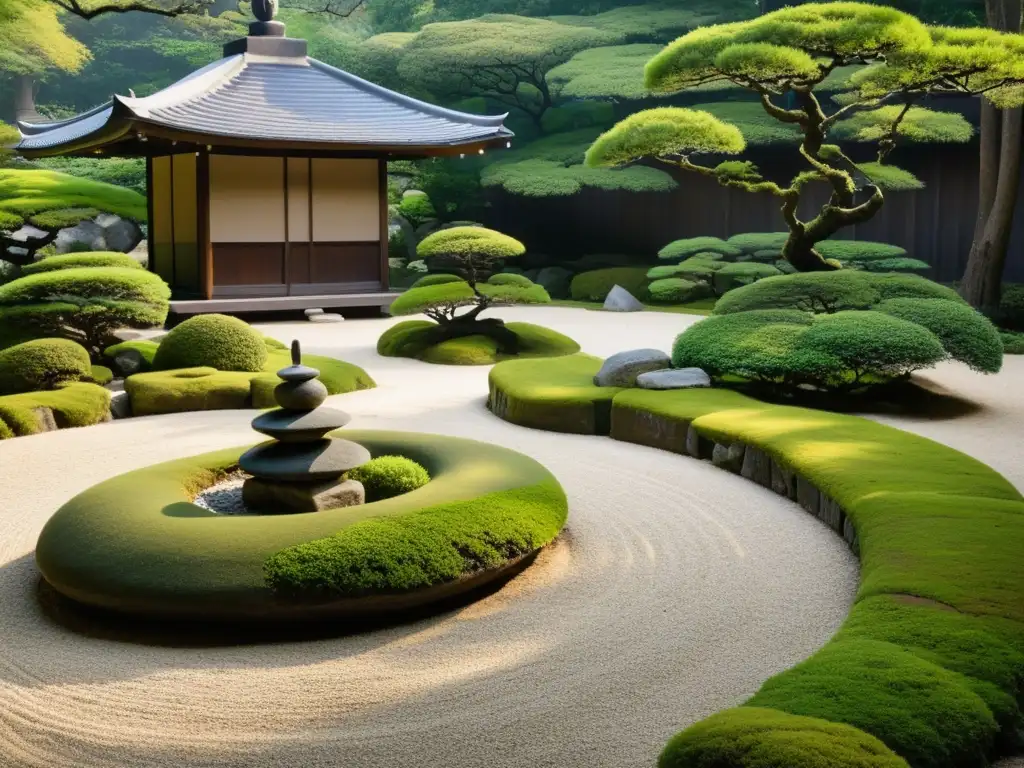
[959,0,1023,313]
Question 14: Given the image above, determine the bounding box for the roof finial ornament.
[251,0,277,22]
[248,0,285,37]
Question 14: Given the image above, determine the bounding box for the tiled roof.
[16,50,511,153]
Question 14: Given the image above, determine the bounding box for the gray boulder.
[636,368,711,390]
[536,266,573,299]
[594,349,671,387]
[112,348,145,377]
[242,477,365,514]
[96,213,143,253]
[54,219,104,253]
[8,224,49,243]
[108,390,133,420]
[603,285,644,312]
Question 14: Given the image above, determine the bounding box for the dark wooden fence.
[484,142,1024,283]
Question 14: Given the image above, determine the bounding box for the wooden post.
[145,156,155,275]
[197,151,213,300]
[379,158,390,290]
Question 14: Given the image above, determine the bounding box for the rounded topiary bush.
[347,455,430,502]
[153,314,268,373]
[714,271,883,315]
[648,277,702,303]
[815,240,907,264]
[21,252,143,275]
[714,262,783,292]
[672,309,947,391]
[487,272,535,288]
[658,236,742,261]
[0,338,92,395]
[659,706,908,768]
[410,273,464,289]
[725,232,791,254]
[876,298,1003,373]
[0,267,170,359]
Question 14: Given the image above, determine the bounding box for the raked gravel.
[0,305,1018,768]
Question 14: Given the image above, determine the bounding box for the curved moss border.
[0,382,111,440]
[36,431,567,622]
[488,354,1024,768]
[125,352,376,416]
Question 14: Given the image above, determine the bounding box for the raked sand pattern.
[0,306,1020,768]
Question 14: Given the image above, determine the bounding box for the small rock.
[111,328,145,341]
[108,390,132,419]
[112,348,144,377]
[711,442,745,473]
[242,477,365,514]
[96,214,143,253]
[636,368,711,390]
[239,437,371,482]
[304,308,324,317]
[603,284,644,312]
[31,407,57,433]
[308,313,344,323]
[274,378,329,410]
[54,219,105,254]
[594,349,671,388]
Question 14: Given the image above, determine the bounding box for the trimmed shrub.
[0,267,170,359]
[794,311,947,384]
[714,262,783,292]
[397,193,436,223]
[671,309,946,390]
[659,236,742,261]
[714,271,883,315]
[476,282,552,304]
[346,455,430,502]
[263,336,287,351]
[646,264,690,280]
[89,365,113,385]
[659,707,907,768]
[570,267,650,302]
[815,240,907,263]
[21,252,143,275]
[0,338,92,395]
[487,272,535,288]
[867,274,962,303]
[378,320,579,365]
[876,298,1003,373]
[726,232,790,254]
[855,257,931,273]
[410,273,464,289]
[648,277,703,303]
[153,315,268,373]
[390,281,475,316]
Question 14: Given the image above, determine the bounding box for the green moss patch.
[378,320,579,365]
[36,431,567,618]
[487,354,1024,768]
[346,455,430,503]
[0,382,110,439]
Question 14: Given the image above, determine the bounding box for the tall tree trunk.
[13,75,40,124]
[960,108,1023,313]
[959,0,1023,312]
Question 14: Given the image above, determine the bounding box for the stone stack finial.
[249,0,285,37]
[239,340,369,513]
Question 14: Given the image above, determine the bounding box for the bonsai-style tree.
[389,226,549,352]
[585,3,1024,272]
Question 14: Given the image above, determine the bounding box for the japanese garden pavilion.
[14,9,512,314]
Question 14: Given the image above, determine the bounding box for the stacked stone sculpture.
[240,340,370,513]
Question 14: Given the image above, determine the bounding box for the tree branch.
[48,0,211,19]
[295,0,364,16]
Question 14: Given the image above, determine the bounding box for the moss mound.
[347,455,430,502]
[103,339,160,371]
[486,354,1024,768]
[89,365,113,386]
[378,320,579,365]
[660,707,907,768]
[128,350,376,416]
[21,252,143,275]
[36,432,567,619]
[0,338,93,395]
[0,382,111,439]
[154,314,268,373]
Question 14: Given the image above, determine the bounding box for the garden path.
[0,305,1015,768]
